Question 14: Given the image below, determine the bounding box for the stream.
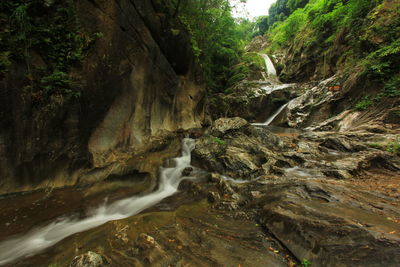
[0,138,197,266]
[1,52,399,267]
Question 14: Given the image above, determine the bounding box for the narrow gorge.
[0,0,399,266]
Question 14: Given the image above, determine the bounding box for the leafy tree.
[178,0,255,92]
[255,0,310,35]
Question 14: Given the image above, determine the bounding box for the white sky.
[248,0,276,17]
[232,0,276,19]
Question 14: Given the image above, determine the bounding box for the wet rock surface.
[69,251,105,267]
[257,180,400,267]
[192,119,400,266]
[208,81,303,122]
[2,119,400,267]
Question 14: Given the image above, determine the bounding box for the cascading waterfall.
[0,138,197,266]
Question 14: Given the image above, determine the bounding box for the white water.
[284,166,325,179]
[261,54,277,77]
[261,83,294,94]
[0,138,196,266]
[221,175,251,184]
[253,102,289,126]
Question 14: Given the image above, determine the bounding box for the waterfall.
[254,102,289,126]
[0,138,197,266]
[261,54,277,77]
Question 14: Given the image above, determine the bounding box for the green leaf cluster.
[41,71,80,99]
[301,258,311,267]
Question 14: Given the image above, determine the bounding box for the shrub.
[41,71,80,98]
[355,96,373,111]
[301,258,311,267]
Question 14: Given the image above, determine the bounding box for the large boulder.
[193,119,291,179]
[206,117,249,137]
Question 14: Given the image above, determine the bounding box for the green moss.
[212,137,226,145]
[387,139,400,154]
[355,96,373,111]
[366,139,400,153]
[367,143,383,149]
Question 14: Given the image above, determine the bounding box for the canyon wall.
[0,0,205,193]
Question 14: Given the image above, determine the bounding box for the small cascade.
[0,138,197,266]
[253,102,289,126]
[261,54,277,77]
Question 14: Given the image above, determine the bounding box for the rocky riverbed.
[1,116,399,267]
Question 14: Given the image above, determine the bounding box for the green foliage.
[367,139,400,153]
[355,96,373,111]
[301,258,311,267]
[363,38,400,78]
[179,0,256,93]
[212,137,226,145]
[228,52,265,85]
[262,0,399,102]
[41,71,80,98]
[367,143,383,149]
[387,138,400,154]
[382,76,400,97]
[0,0,100,101]
[0,52,11,74]
[255,0,309,35]
[269,9,307,48]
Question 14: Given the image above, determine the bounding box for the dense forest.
[0,0,399,266]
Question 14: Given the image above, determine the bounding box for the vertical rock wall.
[0,0,205,193]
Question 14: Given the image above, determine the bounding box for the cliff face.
[0,0,205,193]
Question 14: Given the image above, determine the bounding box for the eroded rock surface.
[257,180,400,267]
[69,251,105,267]
[0,0,205,194]
[192,119,400,266]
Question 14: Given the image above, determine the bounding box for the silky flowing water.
[253,100,292,126]
[0,138,196,266]
[261,54,277,77]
